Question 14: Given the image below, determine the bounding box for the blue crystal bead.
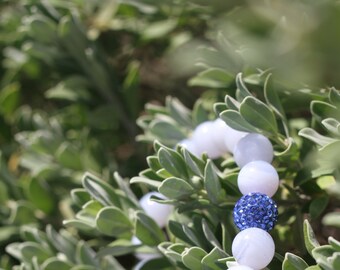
[233,192,278,231]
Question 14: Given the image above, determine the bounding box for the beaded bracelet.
[180,119,279,270]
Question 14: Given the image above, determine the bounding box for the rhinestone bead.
[233,192,278,231]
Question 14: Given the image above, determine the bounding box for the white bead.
[233,133,273,168]
[232,228,275,270]
[191,121,224,159]
[139,192,173,228]
[131,236,161,261]
[223,125,248,154]
[178,139,200,157]
[228,265,254,270]
[210,119,230,153]
[238,161,279,197]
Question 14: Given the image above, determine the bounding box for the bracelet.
[180,119,279,270]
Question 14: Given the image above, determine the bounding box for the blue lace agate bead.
[233,192,278,231]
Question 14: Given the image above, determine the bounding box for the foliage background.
[0,0,339,269]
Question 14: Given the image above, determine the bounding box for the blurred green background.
[1,0,340,269]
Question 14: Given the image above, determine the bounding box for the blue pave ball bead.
[233,192,278,231]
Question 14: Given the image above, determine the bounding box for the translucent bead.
[232,228,275,270]
[223,126,248,154]
[210,119,230,153]
[139,192,173,228]
[228,265,254,270]
[238,161,279,197]
[191,121,224,159]
[233,133,273,168]
[178,139,200,157]
[131,236,161,261]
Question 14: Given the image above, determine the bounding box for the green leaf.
[305,266,322,270]
[134,257,173,270]
[158,148,188,179]
[182,247,207,270]
[149,120,186,143]
[71,189,91,207]
[76,241,99,267]
[55,142,83,170]
[20,242,52,264]
[225,95,240,111]
[309,194,329,219]
[95,206,133,237]
[201,247,229,270]
[219,110,258,133]
[214,103,228,116]
[329,237,340,251]
[298,128,336,147]
[0,82,20,116]
[204,161,225,205]
[329,87,340,105]
[167,96,192,127]
[322,212,340,227]
[82,172,121,208]
[41,258,73,270]
[264,73,285,119]
[182,148,205,177]
[311,100,339,121]
[235,73,252,99]
[303,220,320,255]
[168,221,196,246]
[282,253,309,270]
[240,96,278,133]
[312,245,334,270]
[142,19,177,40]
[321,118,340,135]
[192,100,210,126]
[96,239,140,257]
[27,178,54,214]
[188,68,234,88]
[202,219,221,249]
[130,177,162,189]
[135,211,166,246]
[158,177,194,199]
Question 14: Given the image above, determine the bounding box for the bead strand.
[231,133,278,270]
[178,118,279,270]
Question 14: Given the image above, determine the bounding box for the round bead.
[191,121,224,159]
[238,161,279,197]
[233,133,274,168]
[178,139,200,157]
[228,265,254,270]
[131,236,161,260]
[223,126,248,154]
[139,192,173,228]
[232,228,275,270]
[210,119,230,153]
[233,192,278,231]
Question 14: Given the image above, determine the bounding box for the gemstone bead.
[233,133,273,168]
[211,119,230,153]
[237,161,279,197]
[223,126,248,154]
[178,139,200,157]
[139,192,173,228]
[232,228,275,270]
[191,121,224,159]
[233,192,278,231]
